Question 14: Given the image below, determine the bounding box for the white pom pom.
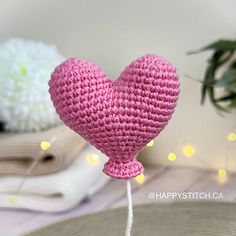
[0,38,64,132]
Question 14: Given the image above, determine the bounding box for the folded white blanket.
[0,145,109,212]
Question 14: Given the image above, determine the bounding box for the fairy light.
[86,154,100,164]
[168,152,176,161]
[227,132,236,142]
[135,173,145,184]
[146,140,154,147]
[183,145,195,158]
[8,195,17,205]
[40,141,51,150]
[217,168,228,184]
[218,169,227,178]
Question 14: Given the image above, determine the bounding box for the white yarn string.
[125,180,133,236]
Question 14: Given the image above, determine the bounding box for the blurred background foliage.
[189,39,236,113]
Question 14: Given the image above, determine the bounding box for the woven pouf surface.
[26,202,236,236]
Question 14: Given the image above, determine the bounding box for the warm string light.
[135,173,145,184]
[143,136,234,183]
[166,144,194,162]
[8,195,17,205]
[40,130,235,187]
[40,141,51,150]
[227,132,236,142]
[164,144,230,183]
[217,130,236,183]
[146,140,154,147]
[10,140,52,207]
[86,154,100,164]
[168,152,176,161]
[217,169,228,184]
[182,145,195,158]
[218,168,227,178]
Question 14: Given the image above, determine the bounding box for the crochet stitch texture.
[49,54,180,179]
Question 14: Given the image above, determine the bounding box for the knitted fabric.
[49,54,180,179]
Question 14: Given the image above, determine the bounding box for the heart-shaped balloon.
[49,54,180,179]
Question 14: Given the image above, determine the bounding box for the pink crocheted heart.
[49,54,180,179]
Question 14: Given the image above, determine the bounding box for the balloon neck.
[103,159,144,179]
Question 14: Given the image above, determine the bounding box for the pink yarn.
[49,54,180,179]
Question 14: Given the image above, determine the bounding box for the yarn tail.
[125,180,133,236]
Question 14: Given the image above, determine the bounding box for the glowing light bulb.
[168,152,176,161]
[183,145,195,157]
[135,173,145,184]
[218,169,227,178]
[146,140,154,147]
[40,141,51,150]
[86,154,100,164]
[217,169,228,184]
[8,195,17,205]
[227,132,236,141]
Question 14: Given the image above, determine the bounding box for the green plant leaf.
[201,50,226,104]
[226,82,236,92]
[230,97,236,108]
[188,40,236,54]
[215,69,236,86]
[188,38,236,113]
[230,61,236,69]
[202,40,236,51]
[0,121,4,132]
[215,93,236,101]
